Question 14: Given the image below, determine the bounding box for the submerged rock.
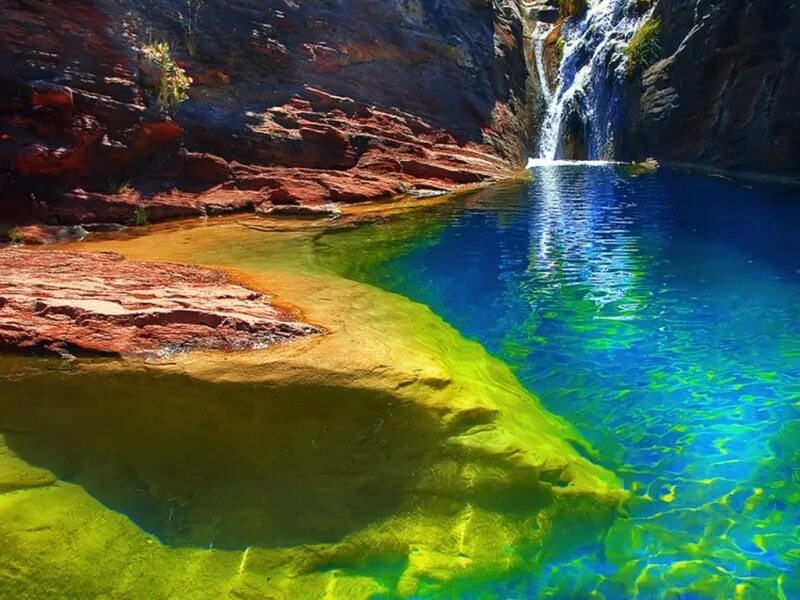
[11,224,89,245]
[0,219,627,598]
[626,156,659,176]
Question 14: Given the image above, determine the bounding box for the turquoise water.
[346,166,800,598]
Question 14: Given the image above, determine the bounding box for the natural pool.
[0,192,624,599]
[319,165,800,598]
[1,165,798,599]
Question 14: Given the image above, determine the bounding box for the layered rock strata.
[0,0,536,228]
[0,247,319,356]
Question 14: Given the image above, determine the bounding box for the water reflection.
[528,165,644,312]
[356,166,800,598]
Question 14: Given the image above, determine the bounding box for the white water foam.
[526,158,621,167]
[533,22,555,105]
[536,0,655,160]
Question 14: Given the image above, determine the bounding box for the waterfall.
[533,22,554,105]
[534,0,655,161]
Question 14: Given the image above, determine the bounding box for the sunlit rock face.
[0,0,537,226]
[0,248,319,357]
[620,0,800,175]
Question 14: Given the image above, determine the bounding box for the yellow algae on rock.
[0,436,56,494]
[0,210,627,598]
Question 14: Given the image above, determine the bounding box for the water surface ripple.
[356,165,800,598]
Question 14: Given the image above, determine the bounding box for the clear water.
[347,165,800,598]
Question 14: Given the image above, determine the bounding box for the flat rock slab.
[0,248,320,357]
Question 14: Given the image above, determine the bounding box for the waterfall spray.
[534,0,656,161]
[533,22,555,105]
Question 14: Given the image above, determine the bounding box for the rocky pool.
[320,164,800,598]
[1,165,798,598]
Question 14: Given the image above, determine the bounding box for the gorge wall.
[0,0,798,234]
[0,0,536,227]
[620,0,800,176]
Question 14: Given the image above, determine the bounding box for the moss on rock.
[625,17,661,77]
[0,200,627,597]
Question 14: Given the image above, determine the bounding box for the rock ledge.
[0,248,319,357]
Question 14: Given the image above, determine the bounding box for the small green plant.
[555,36,566,62]
[109,179,132,195]
[130,207,149,227]
[143,41,191,111]
[559,0,588,19]
[625,17,661,77]
[7,227,24,244]
[178,0,205,57]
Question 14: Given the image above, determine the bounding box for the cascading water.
[533,0,655,161]
[533,22,555,106]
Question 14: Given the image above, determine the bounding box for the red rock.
[181,152,232,185]
[45,189,206,225]
[317,171,407,203]
[303,87,359,115]
[191,68,231,87]
[399,157,489,184]
[133,121,183,152]
[0,248,320,358]
[14,224,87,245]
[193,188,265,215]
[30,81,74,109]
[0,0,526,226]
[266,178,330,206]
[14,144,75,177]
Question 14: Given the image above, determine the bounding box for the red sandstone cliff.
[0,0,536,231]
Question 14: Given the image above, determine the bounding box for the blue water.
[354,166,800,598]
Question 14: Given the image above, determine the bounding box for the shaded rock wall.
[1,0,798,230]
[620,0,800,176]
[0,0,537,226]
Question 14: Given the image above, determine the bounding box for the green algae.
[349,171,800,598]
[0,199,626,598]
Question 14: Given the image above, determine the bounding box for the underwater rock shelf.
[0,219,626,598]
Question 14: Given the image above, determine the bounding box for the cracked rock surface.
[0,247,320,357]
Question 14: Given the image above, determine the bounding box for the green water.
[316,166,800,598]
[0,212,622,599]
[1,165,798,599]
